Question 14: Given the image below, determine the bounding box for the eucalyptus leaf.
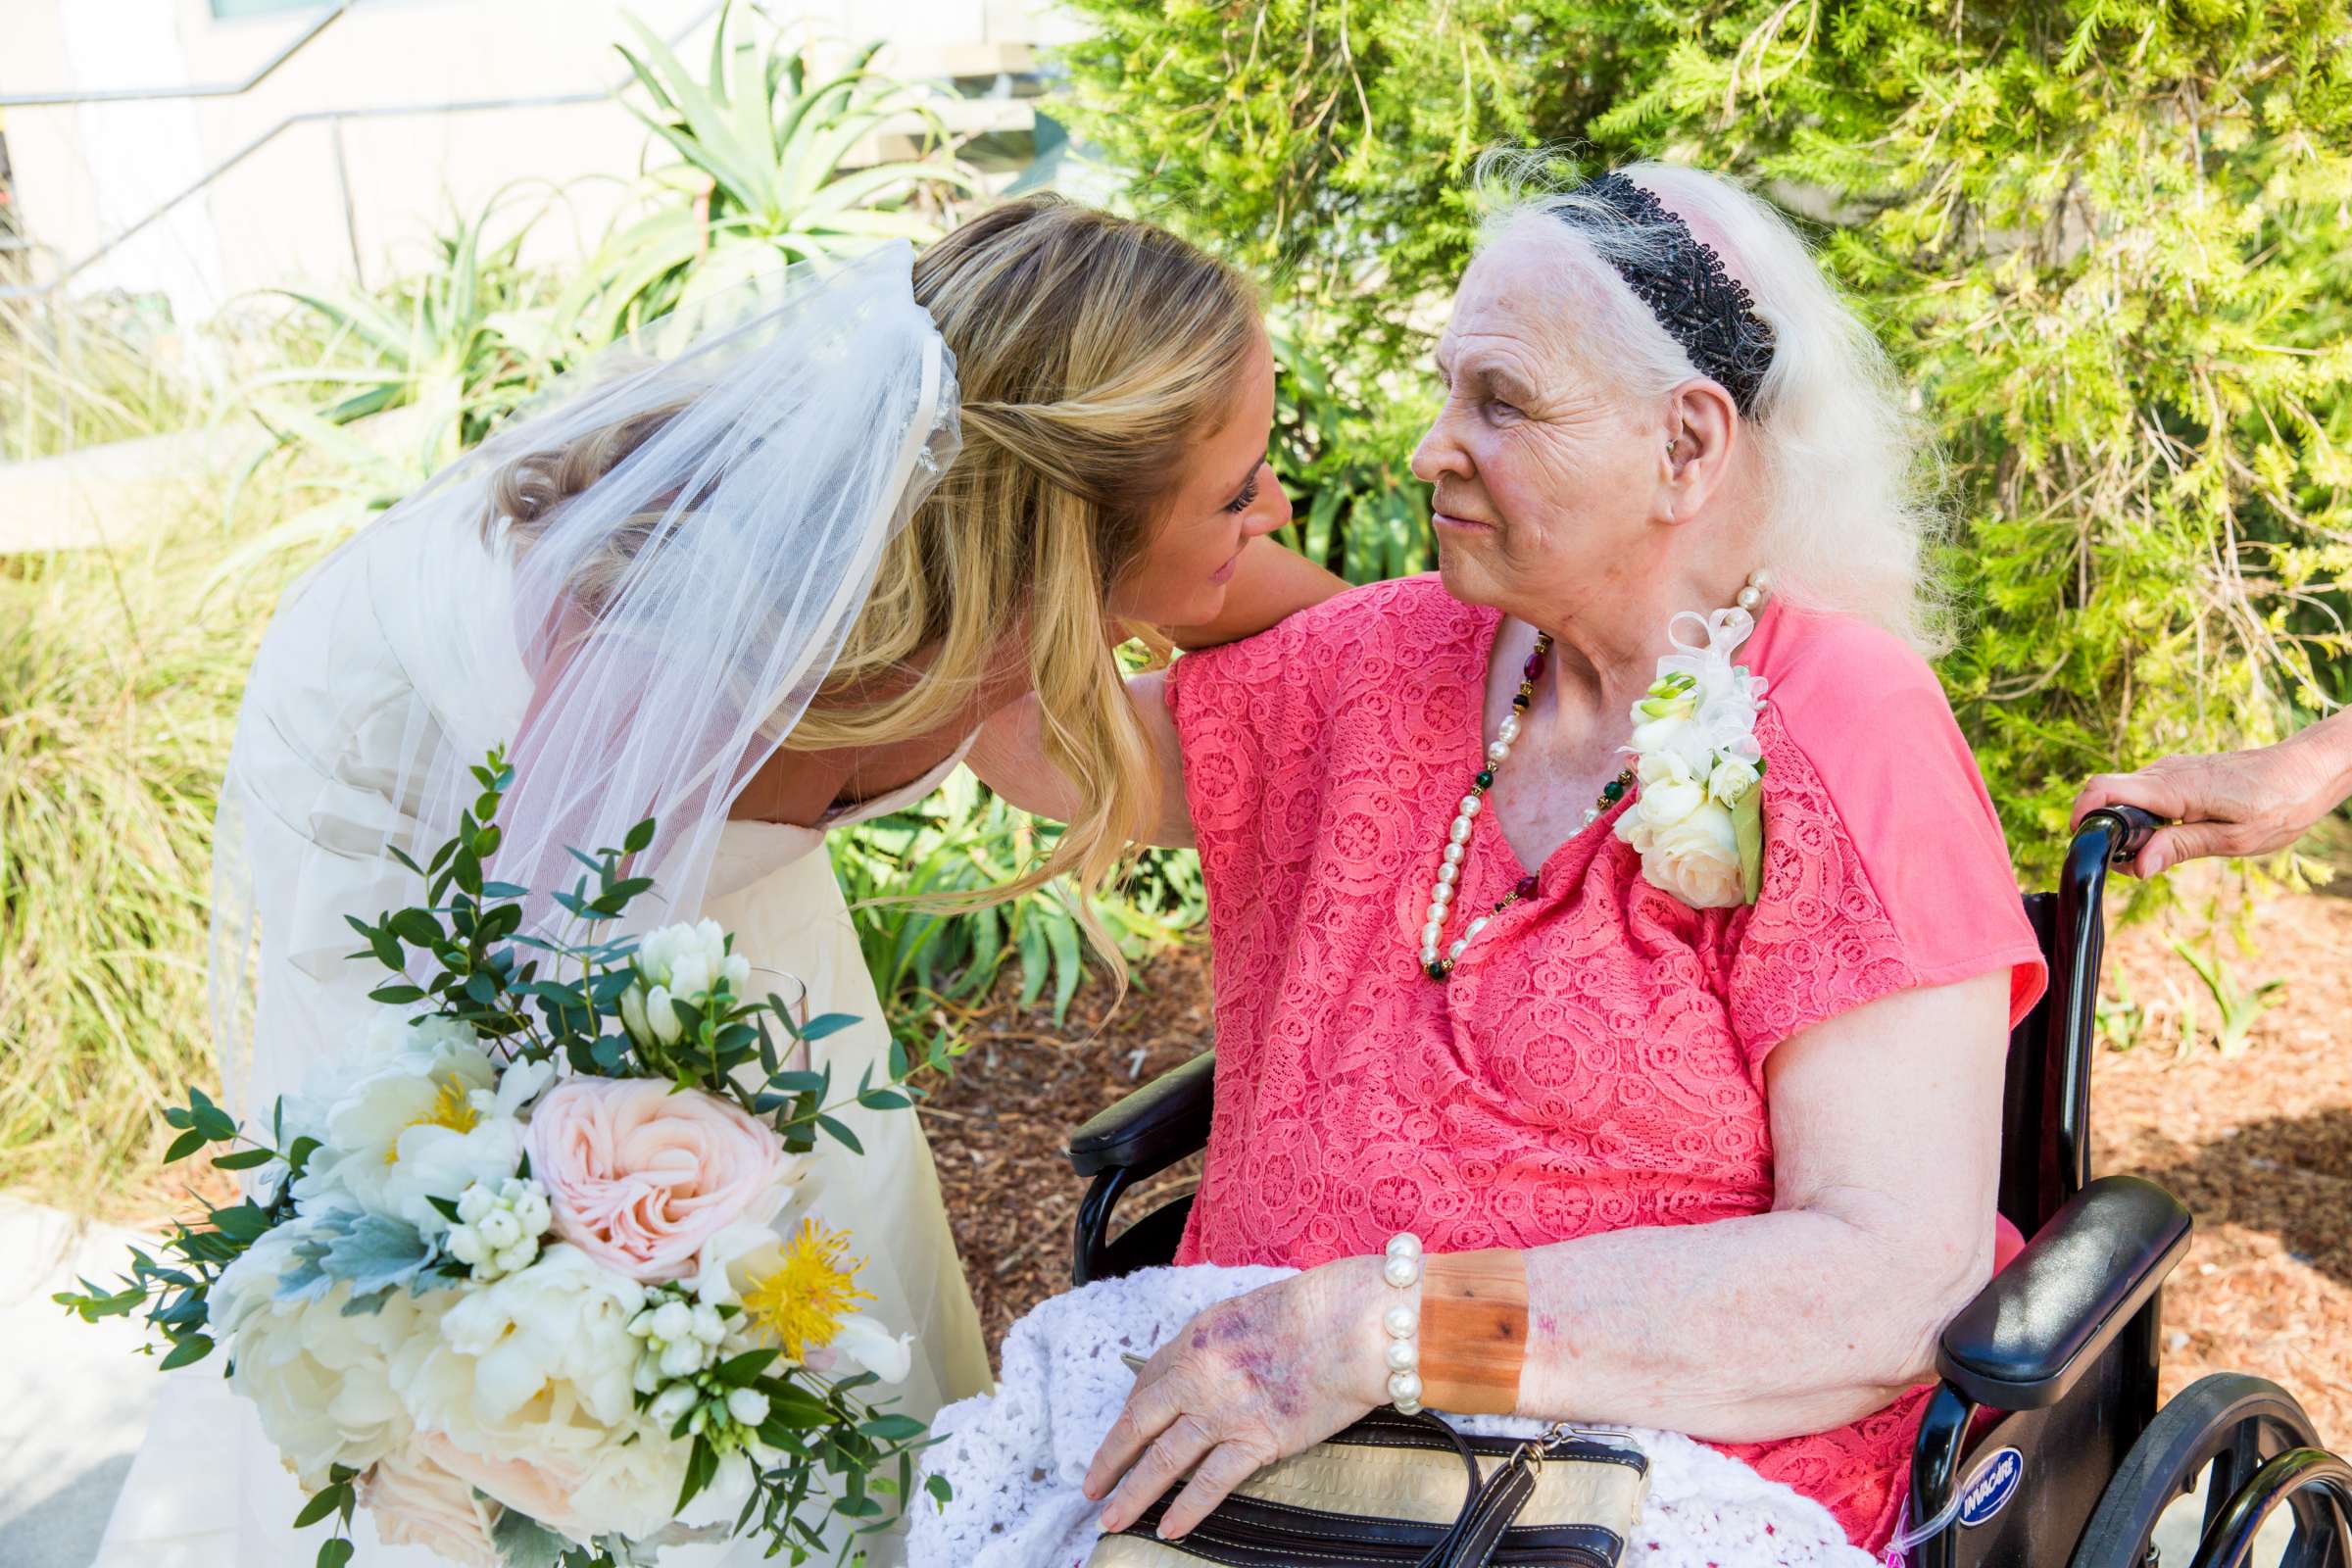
[489,1509,574,1568]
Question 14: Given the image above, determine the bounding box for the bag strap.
[1398,1410,1544,1568]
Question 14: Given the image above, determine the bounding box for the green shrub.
[829,770,1204,1057]
[1269,324,1435,584]
[1060,0,2352,881]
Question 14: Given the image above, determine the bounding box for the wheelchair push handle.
[2078,803,2164,865]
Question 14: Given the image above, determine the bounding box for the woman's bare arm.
[1511,970,2010,1439]
[967,673,1195,848]
[971,542,1337,844]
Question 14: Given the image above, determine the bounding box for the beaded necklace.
[1417,575,1772,982]
[1415,635,1633,982]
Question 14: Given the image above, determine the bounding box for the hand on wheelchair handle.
[2071,733,2346,877]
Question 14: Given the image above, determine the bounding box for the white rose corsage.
[1613,605,1769,909]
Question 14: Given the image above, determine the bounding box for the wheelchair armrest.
[1066,1050,1216,1179]
[1936,1173,2192,1410]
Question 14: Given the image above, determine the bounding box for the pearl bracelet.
[1381,1232,1424,1414]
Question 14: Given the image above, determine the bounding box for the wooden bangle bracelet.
[1417,1249,1529,1414]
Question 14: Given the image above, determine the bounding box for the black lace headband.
[1562,172,1777,416]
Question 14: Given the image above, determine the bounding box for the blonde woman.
[95,197,1343,1568]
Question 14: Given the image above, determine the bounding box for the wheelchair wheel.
[2072,1373,2337,1568]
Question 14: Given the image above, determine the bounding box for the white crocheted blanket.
[908,1265,1879,1568]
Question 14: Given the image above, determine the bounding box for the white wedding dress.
[91,487,992,1567]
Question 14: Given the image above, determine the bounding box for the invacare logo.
[1959,1446,2025,1529]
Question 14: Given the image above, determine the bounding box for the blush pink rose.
[364,1446,502,1568]
[525,1078,789,1283]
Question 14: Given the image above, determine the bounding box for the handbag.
[1087,1403,1649,1568]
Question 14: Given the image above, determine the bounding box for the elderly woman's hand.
[1084,1255,1389,1540]
[2072,719,2352,877]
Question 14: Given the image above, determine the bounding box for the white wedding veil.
[208,241,959,1115]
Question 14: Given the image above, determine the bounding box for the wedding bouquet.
[61,752,946,1567]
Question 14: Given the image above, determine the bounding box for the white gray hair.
[1471,151,1948,654]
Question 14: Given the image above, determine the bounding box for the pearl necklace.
[1420,636,1614,981]
[1417,571,1773,983]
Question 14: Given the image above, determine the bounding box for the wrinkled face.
[1110,331,1291,628]
[1411,226,1669,624]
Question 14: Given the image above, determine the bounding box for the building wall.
[0,0,1079,319]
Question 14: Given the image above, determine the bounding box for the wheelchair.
[1063,807,2352,1566]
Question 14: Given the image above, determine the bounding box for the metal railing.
[0,0,724,302]
[0,3,352,108]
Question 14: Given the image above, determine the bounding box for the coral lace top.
[1163,576,2047,1549]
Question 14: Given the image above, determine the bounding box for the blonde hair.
[1472,153,1948,655]
[493,196,1263,971]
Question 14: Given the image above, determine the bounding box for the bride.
[93,195,1343,1567]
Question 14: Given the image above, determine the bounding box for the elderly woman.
[965,160,2045,1558]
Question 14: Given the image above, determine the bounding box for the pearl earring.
[1735,568,1772,613]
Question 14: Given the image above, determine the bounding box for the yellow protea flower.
[387,1068,479,1163]
[737,1221,874,1360]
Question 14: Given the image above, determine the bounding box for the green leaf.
[212,1147,276,1171]
[188,1090,239,1143]
[159,1334,216,1370]
[489,1509,573,1568]
[1733,782,1765,906]
[798,1011,858,1042]
[164,1128,209,1164]
[388,908,443,947]
[292,1483,349,1530]
[813,1114,863,1155]
[713,1346,781,1386]
[674,1434,718,1514]
[317,1540,355,1568]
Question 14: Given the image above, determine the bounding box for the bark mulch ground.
[2094,884,2352,1446]
[923,944,1215,1354]
[926,889,2352,1447]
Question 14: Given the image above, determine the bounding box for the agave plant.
[567,7,975,341]
[250,184,565,467]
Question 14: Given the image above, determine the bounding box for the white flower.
[1617,607,1768,909]
[1633,754,1704,829]
[649,1384,698,1428]
[619,919,753,1049]
[398,1245,647,1439]
[1639,804,1745,908]
[725,1387,770,1427]
[210,1218,440,1488]
[444,1177,551,1283]
[1706,757,1761,808]
[824,1313,915,1383]
[293,1018,527,1234]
